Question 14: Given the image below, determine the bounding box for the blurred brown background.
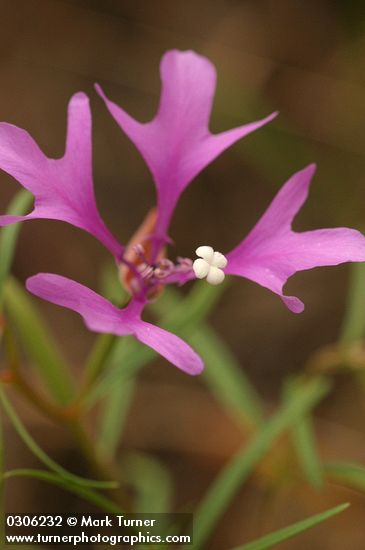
[1,1,365,548]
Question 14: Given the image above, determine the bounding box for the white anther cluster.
[193,246,227,285]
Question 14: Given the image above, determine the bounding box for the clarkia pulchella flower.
[1,50,364,374]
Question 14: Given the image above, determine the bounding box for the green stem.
[193,378,330,549]
[339,262,365,344]
[1,329,132,509]
[4,469,124,514]
[83,333,117,388]
[4,278,74,405]
[65,420,133,509]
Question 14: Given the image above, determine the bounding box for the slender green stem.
[83,333,117,387]
[0,385,133,508]
[4,470,124,514]
[1,329,132,508]
[340,262,365,344]
[97,377,136,458]
[284,378,323,490]
[230,503,349,550]
[0,388,114,489]
[64,420,133,509]
[0,190,32,309]
[4,278,74,405]
[2,325,70,424]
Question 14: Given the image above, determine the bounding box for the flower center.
[121,242,193,299]
[193,245,227,285]
[134,245,193,282]
[120,210,227,298]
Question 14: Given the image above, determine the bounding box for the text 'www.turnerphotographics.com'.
[5,513,193,546]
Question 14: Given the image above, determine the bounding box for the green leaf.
[152,281,227,333]
[97,377,136,457]
[4,469,124,514]
[152,286,263,426]
[83,337,152,409]
[230,503,349,550]
[291,417,323,490]
[340,262,365,344]
[193,378,330,549]
[84,333,118,386]
[119,452,173,513]
[0,387,117,490]
[4,277,74,405]
[84,282,225,407]
[83,262,129,387]
[0,190,32,309]
[94,284,227,455]
[284,379,323,489]
[325,461,365,491]
[84,283,263,431]
[188,325,262,427]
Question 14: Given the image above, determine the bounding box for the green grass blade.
[340,263,365,344]
[193,379,330,549]
[325,461,365,491]
[0,190,32,309]
[230,503,349,550]
[0,387,117,489]
[4,277,74,404]
[4,469,123,513]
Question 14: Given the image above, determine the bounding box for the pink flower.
[1,49,365,375]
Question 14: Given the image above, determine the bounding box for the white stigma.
[193,245,228,285]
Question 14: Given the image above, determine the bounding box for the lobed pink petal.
[96,49,276,238]
[0,93,123,258]
[134,322,203,375]
[225,164,365,312]
[26,273,203,375]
